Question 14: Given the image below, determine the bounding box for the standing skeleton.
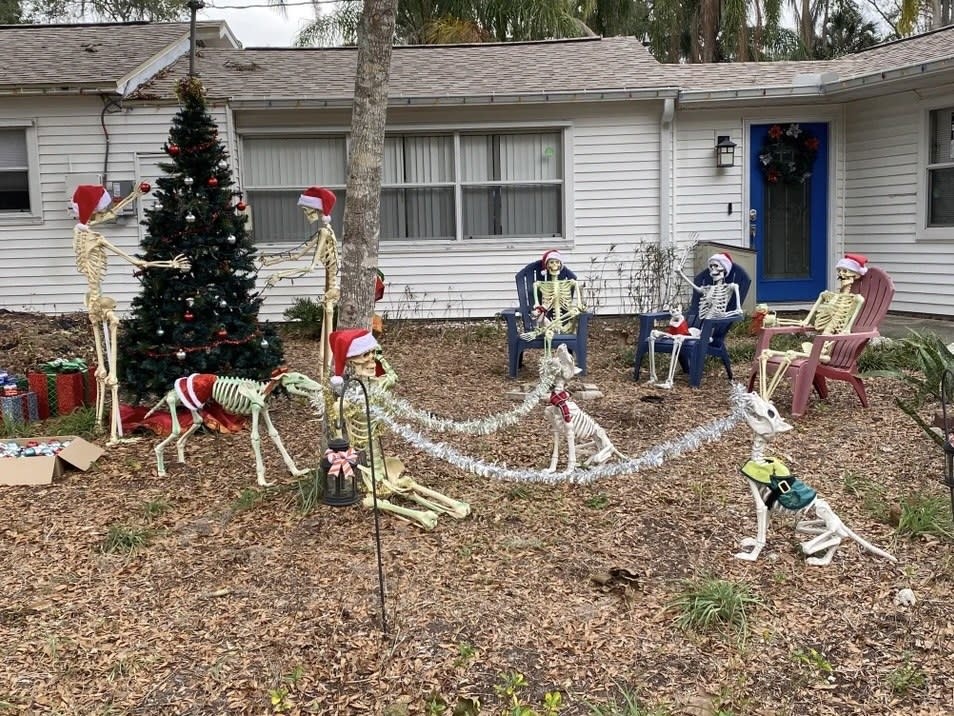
[520,250,584,358]
[259,187,340,382]
[146,368,322,487]
[757,254,867,401]
[544,345,625,473]
[735,391,896,565]
[326,329,470,530]
[647,253,741,389]
[71,184,190,444]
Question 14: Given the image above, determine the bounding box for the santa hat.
[708,252,733,274]
[174,373,217,411]
[297,186,336,217]
[70,185,112,228]
[329,328,380,387]
[541,249,566,269]
[835,252,869,276]
[374,269,385,303]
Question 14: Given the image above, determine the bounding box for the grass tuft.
[671,577,761,638]
[100,524,152,554]
[894,492,954,540]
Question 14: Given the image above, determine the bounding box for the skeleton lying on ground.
[258,187,340,382]
[146,367,322,487]
[544,344,626,473]
[520,250,584,358]
[327,329,470,530]
[756,253,867,401]
[735,390,896,566]
[646,252,742,389]
[71,184,191,445]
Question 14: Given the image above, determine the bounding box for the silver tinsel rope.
[370,383,750,485]
[372,360,559,435]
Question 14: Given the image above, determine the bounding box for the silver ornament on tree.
[218,159,228,169]
[184,176,194,187]
[219,299,228,308]
[185,212,196,223]
[226,234,236,245]
[176,349,186,360]
[260,338,269,348]
[153,201,163,211]
[156,327,165,336]
[186,297,195,307]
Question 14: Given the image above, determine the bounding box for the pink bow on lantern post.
[325,446,358,478]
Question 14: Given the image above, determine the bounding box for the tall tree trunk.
[339,0,398,330]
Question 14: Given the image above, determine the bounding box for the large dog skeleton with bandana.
[544,345,625,473]
[736,391,896,566]
[145,368,322,486]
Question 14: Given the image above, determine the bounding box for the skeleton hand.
[170,254,191,272]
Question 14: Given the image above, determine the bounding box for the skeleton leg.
[174,408,205,465]
[153,393,183,477]
[362,495,439,530]
[647,333,659,385]
[735,481,770,561]
[660,336,685,390]
[247,404,273,487]
[564,422,577,473]
[103,310,125,445]
[89,313,108,432]
[545,408,562,473]
[759,350,796,402]
[389,476,471,519]
[586,428,617,466]
[260,408,310,478]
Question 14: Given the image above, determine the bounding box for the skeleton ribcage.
[210,377,268,414]
[560,403,601,440]
[699,284,731,319]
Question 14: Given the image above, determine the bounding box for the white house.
[2,21,953,322]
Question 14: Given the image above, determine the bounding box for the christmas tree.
[120,77,283,401]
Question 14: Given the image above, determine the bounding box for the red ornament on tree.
[207,177,219,187]
[217,328,227,337]
[184,310,194,321]
[167,144,180,156]
[138,182,151,194]
[235,201,247,212]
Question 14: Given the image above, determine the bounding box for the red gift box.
[27,371,88,419]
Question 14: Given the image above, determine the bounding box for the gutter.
[227,87,681,110]
[824,55,954,95]
[0,84,120,96]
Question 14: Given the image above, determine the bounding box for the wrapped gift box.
[28,369,89,419]
[1,391,40,424]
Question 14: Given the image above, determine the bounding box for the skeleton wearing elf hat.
[519,250,585,358]
[756,253,867,401]
[259,186,341,380]
[326,328,470,530]
[71,183,190,445]
[645,252,742,389]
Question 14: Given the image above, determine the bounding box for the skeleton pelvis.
[86,294,118,313]
[358,456,405,482]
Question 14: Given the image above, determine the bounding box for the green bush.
[282,297,336,339]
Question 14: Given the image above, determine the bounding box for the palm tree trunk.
[339,0,398,329]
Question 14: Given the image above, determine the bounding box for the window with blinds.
[242,129,564,243]
[0,128,30,212]
[928,107,954,227]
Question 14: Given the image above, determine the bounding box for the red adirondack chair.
[747,266,896,417]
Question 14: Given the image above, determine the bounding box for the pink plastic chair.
[747,267,895,417]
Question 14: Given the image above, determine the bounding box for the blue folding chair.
[633,264,751,387]
[500,260,591,378]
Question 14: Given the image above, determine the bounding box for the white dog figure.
[736,391,897,566]
[543,344,625,473]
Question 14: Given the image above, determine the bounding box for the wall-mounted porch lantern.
[716,135,737,168]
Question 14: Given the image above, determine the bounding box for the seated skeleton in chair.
[327,329,470,530]
[735,390,896,566]
[756,253,867,401]
[544,345,625,473]
[520,250,585,358]
[647,252,742,388]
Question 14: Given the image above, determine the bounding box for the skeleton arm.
[677,269,705,295]
[86,186,148,228]
[97,235,190,272]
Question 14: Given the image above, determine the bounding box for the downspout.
[659,98,675,247]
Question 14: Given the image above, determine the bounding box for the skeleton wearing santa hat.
[756,253,867,401]
[519,250,585,358]
[646,252,742,389]
[259,187,341,380]
[326,328,470,530]
[71,183,190,445]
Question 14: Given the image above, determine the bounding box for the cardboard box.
[0,436,104,486]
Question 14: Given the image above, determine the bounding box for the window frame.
[919,101,954,241]
[239,121,572,250]
[0,119,42,223]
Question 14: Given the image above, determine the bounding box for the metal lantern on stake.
[320,436,360,506]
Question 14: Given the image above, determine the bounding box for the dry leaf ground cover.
[0,309,952,716]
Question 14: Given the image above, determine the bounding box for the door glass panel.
[763,181,810,279]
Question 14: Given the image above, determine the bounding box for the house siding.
[843,88,954,316]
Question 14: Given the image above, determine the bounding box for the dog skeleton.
[146,369,322,487]
[735,391,896,566]
[544,345,625,473]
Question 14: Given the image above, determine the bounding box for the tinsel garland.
[372,360,560,435]
[370,384,750,485]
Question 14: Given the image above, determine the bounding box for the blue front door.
[749,122,829,302]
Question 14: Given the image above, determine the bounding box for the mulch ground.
[0,309,951,716]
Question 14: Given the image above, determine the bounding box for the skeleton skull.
[836,267,861,291]
[742,392,793,440]
[348,350,379,379]
[301,206,322,224]
[546,257,563,276]
[708,261,727,282]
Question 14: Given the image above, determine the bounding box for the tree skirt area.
[0,310,951,715]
